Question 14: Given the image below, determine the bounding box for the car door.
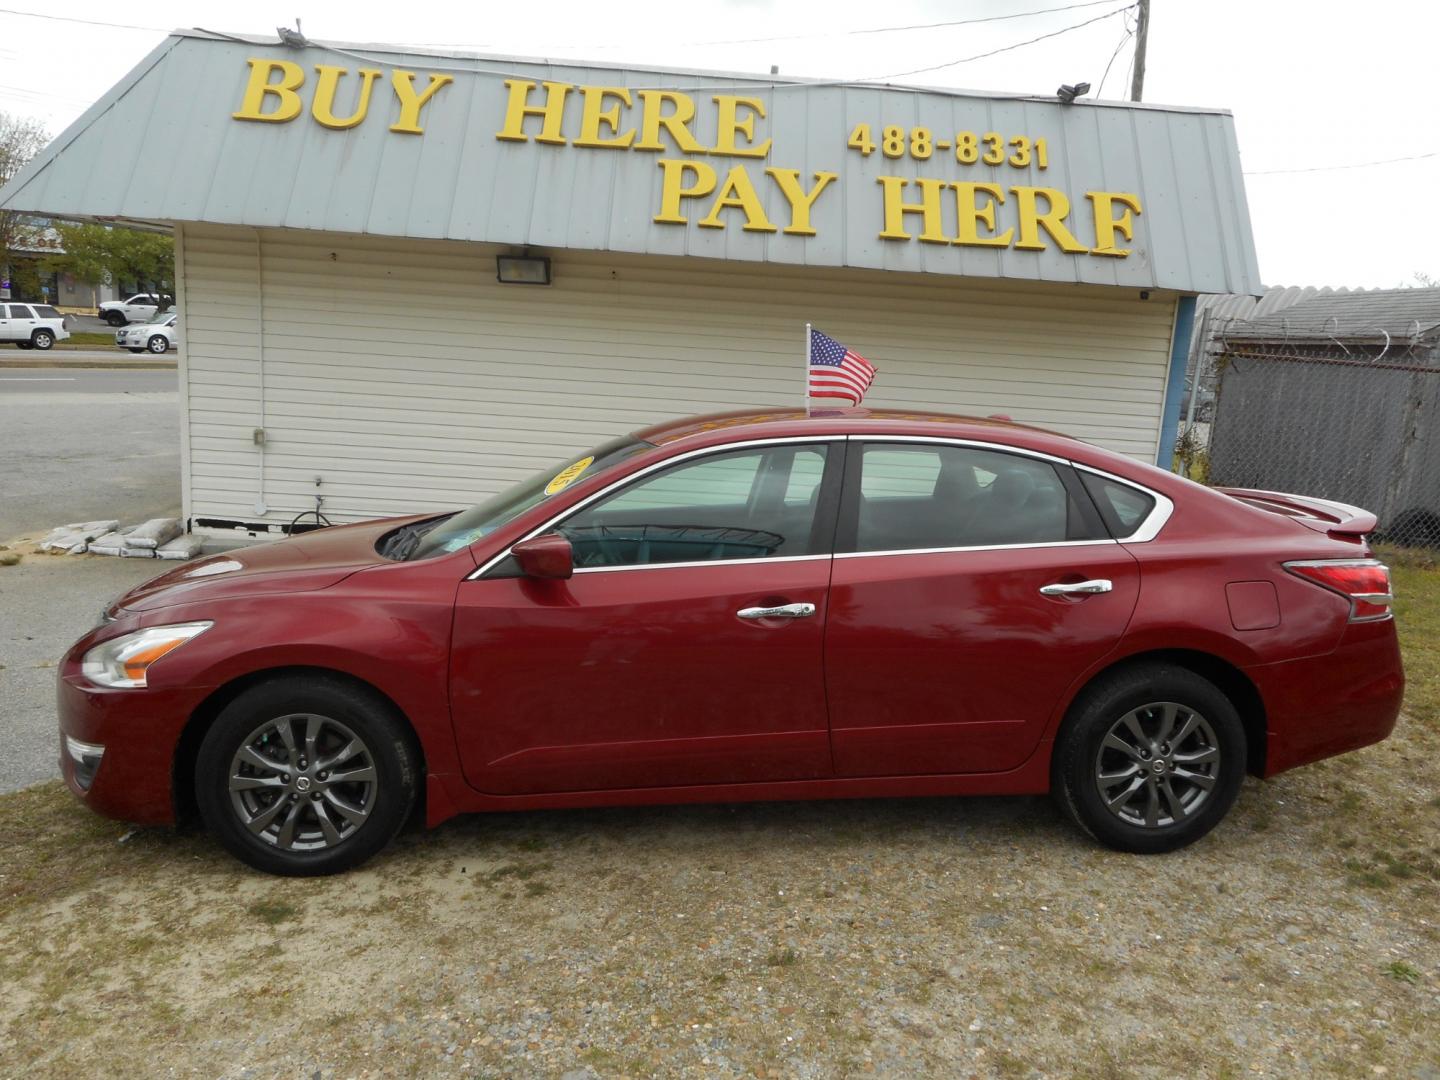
[824,439,1141,777]
[0,304,33,342]
[451,438,843,795]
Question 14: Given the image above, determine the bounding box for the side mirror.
[511,533,574,580]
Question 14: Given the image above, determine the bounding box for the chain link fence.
[1175,317,1440,549]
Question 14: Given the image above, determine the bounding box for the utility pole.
[1130,0,1150,102]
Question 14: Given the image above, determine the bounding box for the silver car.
[116,311,178,354]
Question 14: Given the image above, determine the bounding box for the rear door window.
[6,305,33,318]
[845,442,1100,552]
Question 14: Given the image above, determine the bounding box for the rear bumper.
[1249,617,1404,777]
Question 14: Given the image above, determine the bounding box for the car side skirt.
[424,745,1055,827]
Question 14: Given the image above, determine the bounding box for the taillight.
[1284,559,1393,621]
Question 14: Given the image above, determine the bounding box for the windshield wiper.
[378,516,450,561]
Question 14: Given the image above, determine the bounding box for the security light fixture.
[496,254,552,286]
[1057,82,1092,105]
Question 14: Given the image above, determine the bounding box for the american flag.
[808,327,876,405]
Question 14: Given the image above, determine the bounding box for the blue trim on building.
[1155,295,1197,468]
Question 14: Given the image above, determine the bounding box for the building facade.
[0,30,1261,536]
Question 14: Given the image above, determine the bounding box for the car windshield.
[402,435,655,561]
[146,311,173,324]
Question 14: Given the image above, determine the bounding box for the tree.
[0,110,50,282]
[48,223,175,304]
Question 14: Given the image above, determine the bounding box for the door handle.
[737,602,816,620]
[1039,579,1113,597]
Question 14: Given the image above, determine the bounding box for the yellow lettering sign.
[311,65,383,130]
[389,70,453,135]
[765,169,837,236]
[953,182,1013,248]
[495,79,572,145]
[698,166,777,233]
[654,159,718,224]
[877,177,949,244]
[1011,186,1089,254]
[1087,191,1143,257]
[634,90,705,154]
[712,95,772,159]
[574,86,636,149]
[233,58,305,123]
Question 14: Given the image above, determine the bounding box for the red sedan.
[58,409,1404,875]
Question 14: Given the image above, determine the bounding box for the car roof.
[636,407,1079,450]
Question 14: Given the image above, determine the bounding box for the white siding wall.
[180,223,1177,529]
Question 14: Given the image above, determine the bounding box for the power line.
[1096,20,1135,98]
[0,6,169,32]
[534,0,1133,51]
[1245,150,1438,176]
[867,3,1136,82]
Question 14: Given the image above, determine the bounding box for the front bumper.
[57,672,205,825]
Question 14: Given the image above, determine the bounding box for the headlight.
[81,622,212,688]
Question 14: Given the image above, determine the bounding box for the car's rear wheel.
[15,341,33,350]
[147,335,168,354]
[195,676,419,875]
[1052,664,1245,853]
[31,329,54,350]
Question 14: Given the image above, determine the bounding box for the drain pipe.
[252,229,268,517]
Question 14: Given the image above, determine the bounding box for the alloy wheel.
[227,713,378,851]
[1093,701,1221,829]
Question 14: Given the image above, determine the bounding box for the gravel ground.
[1,729,1437,1078]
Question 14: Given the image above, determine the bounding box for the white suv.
[0,302,71,351]
[98,293,171,326]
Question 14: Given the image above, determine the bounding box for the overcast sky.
[2,0,1435,290]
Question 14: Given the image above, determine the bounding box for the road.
[0,366,183,792]
[0,367,180,540]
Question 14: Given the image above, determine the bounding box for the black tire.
[31,329,54,350]
[194,675,419,876]
[1052,664,1245,853]
[104,310,127,326]
[15,341,33,350]
[127,347,145,354]
[147,335,169,354]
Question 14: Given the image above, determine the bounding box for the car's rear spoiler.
[1217,488,1378,538]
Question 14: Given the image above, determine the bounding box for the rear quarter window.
[1082,472,1157,537]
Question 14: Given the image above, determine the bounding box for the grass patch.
[56,332,126,348]
[1384,961,1421,984]
[247,900,300,925]
[764,946,799,967]
[1380,551,1440,730]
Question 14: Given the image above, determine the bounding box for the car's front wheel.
[127,347,144,354]
[31,329,54,350]
[104,311,126,326]
[1052,664,1245,853]
[195,676,419,875]
[147,335,169,354]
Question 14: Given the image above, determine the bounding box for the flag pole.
[803,322,811,414]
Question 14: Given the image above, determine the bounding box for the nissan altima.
[58,409,1404,875]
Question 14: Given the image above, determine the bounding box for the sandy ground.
[2,721,1437,1079]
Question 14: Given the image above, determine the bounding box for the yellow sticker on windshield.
[544,456,594,495]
